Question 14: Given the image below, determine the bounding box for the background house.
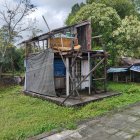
[108,57,140,83]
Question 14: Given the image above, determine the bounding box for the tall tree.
[113,15,140,58]
[0,0,35,77]
[65,2,85,25]
[66,2,121,66]
[86,0,138,19]
[66,2,121,37]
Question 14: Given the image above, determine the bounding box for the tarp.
[107,68,128,73]
[25,48,56,96]
[130,65,140,73]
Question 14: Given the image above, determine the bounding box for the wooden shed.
[21,21,119,106]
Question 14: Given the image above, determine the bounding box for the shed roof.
[107,67,129,73]
[130,64,140,72]
[20,20,91,44]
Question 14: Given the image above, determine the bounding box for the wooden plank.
[62,58,105,104]
[66,58,70,96]
[58,39,80,97]
[93,78,106,81]
[88,52,91,95]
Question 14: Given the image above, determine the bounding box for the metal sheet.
[107,68,128,73]
[130,65,140,72]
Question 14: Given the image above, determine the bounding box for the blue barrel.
[54,59,66,76]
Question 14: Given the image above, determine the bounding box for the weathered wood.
[42,16,51,32]
[58,37,80,97]
[38,41,40,51]
[62,58,105,104]
[66,58,70,96]
[104,53,107,92]
[71,51,80,67]
[88,52,91,95]
[43,40,45,50]
[25,43,28,57]
[45,40,48,49]
[48,38,50,48]
[93,78,106,81]
[33,42,36,53]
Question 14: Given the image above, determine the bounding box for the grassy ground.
[0,82,140,140]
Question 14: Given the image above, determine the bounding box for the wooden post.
[48,38,51,48]
[88,52,91,95]
[72,57,76,95]
[33,42,36,53]
[104,53,107,92]
[43,40,45,50]
[46,40,48,49]
[66,58,70,96]
[24,43,27,91]
[93,56,96,93]
[38,41,41,50]
[62,58,105,104]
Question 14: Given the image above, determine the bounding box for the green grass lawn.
[0,82,140,140]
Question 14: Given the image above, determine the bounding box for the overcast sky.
[30,0,86,30]
[0,0,86,41]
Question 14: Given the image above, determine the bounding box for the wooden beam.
[33,42,36,53]
[93,78,106,81]
[57,46,80,97]
[88,52,91,95]
[43,40,45,50]
[61,58,105,104]
[48,38,50,48]
[66,58,70,96]
[104,54,107,92]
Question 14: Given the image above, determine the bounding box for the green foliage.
[15,48,25,72]
[113,15,140,58]
[66,0,140,65]
[66,2,122,66]
[2,46,25,73]
[67,2,121,39]
[86,0,138,19]
[65,2,85,25]
[66,2,121,66]
[0,82,140,139]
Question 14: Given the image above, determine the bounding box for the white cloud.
[29,0,86,30]
[0,0,86,41]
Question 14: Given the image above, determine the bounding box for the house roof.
[121,57,140,66]
[130,63,140,72]
[20,20,91,44]
[107,67,129,73]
